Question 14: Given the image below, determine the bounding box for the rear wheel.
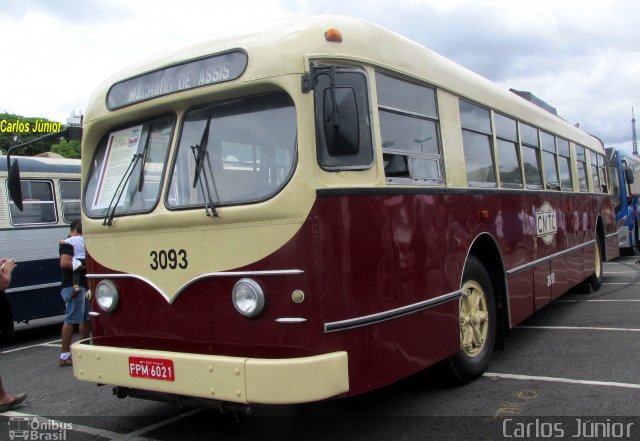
[589,240,603,291]
[447,256,496,383]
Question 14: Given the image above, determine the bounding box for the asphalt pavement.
[1,255,639,440]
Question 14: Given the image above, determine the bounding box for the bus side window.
[315,67,373,170]
[576,145,589,191]
[557,138,573,190]
[495,113,523,189]
[60,180,81,222]
[520,123,543,190]
[8,180,57,225]
[460,99,496,187]
[376,72,443,184]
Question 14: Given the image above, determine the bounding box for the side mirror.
[625,167,635,184]
[323,87,359,156]
[7,159,23,211]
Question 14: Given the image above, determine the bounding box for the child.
[60,232,85,296]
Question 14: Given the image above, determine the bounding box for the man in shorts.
[58,219,91,367]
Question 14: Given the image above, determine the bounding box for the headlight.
[96,280,119,312]
[232,278,265,318]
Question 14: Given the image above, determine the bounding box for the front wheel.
[447,256,496,384]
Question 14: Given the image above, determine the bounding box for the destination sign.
[107,51,248,109]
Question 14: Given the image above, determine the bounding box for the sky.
[1,0,640,152]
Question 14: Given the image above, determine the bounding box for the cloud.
[1,0,640,149]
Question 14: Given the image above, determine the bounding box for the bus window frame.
[376,71,444,186]
[59,179,82,223]
[494,112,524,189]
[83,113,176,220]
[314,65,374,171]
[166,91,298,211]
[519,122,544,190]
[7,179,58,226]
[576,144,589,192]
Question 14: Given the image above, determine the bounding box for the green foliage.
[0,112,66,156]
[50,140,81,158]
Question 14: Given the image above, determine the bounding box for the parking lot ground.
[1,256,639,440]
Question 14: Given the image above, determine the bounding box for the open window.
[377,72,443,185]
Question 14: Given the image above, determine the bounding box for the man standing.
[59,220,90,366]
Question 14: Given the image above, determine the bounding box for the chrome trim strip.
[88,311,101,317]
[275,318,307,323]
[86,269,304,304]
[324,290,462,333]
[506,240,596,276]
[5,282,60,294]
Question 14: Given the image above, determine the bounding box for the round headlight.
[232,278,265,318]
[96,280,119,312]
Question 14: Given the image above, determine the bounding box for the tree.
[50,140,81,158]
[0,112,65,156]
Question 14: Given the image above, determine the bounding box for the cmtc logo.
[535,201,557,245]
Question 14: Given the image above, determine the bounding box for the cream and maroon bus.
[70,16,618,408]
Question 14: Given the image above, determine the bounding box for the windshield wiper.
[136,126,152,192]
[103,153,143,226]
[191,115,219,218]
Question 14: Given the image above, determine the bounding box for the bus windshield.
[84,115,174,218]
[167,92,296,209]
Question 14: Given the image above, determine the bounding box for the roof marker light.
[324,28,343,43]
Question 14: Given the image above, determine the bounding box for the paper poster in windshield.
[91,125,143,210]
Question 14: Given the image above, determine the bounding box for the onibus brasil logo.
[8,417,72,440]
[536,201,557,245]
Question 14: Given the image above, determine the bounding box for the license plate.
[128,356,175,381]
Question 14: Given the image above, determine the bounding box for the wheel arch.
[463,233,509,349]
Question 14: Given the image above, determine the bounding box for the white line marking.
[124,408,204,438]
[518,325,640,332]
[603,271,638,274]
[603,282,640,285]
[3,411,125,439]
[41,343,62,348]
[484,372,640,390]
[1,339,62,354]
[555,299,640,302]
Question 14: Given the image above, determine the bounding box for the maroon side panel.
[86,189,616,398]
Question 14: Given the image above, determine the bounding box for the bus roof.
[86,15,603,152]
[0,155,81,174]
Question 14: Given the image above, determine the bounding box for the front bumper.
[71,340,349,404]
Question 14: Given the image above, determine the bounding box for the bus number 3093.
[150,249,188,270]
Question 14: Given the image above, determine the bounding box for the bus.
[57,16,617,407]
[0,155,81,341]
[606,147,640,254]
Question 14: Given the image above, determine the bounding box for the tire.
[447,255,496,384]
[588,239,603,291]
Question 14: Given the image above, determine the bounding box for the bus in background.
[0,155,81,341]
[606,147,640,255]
[37,17,618,408]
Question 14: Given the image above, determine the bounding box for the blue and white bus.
[0,155,81,340]
[607,147,640,254]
